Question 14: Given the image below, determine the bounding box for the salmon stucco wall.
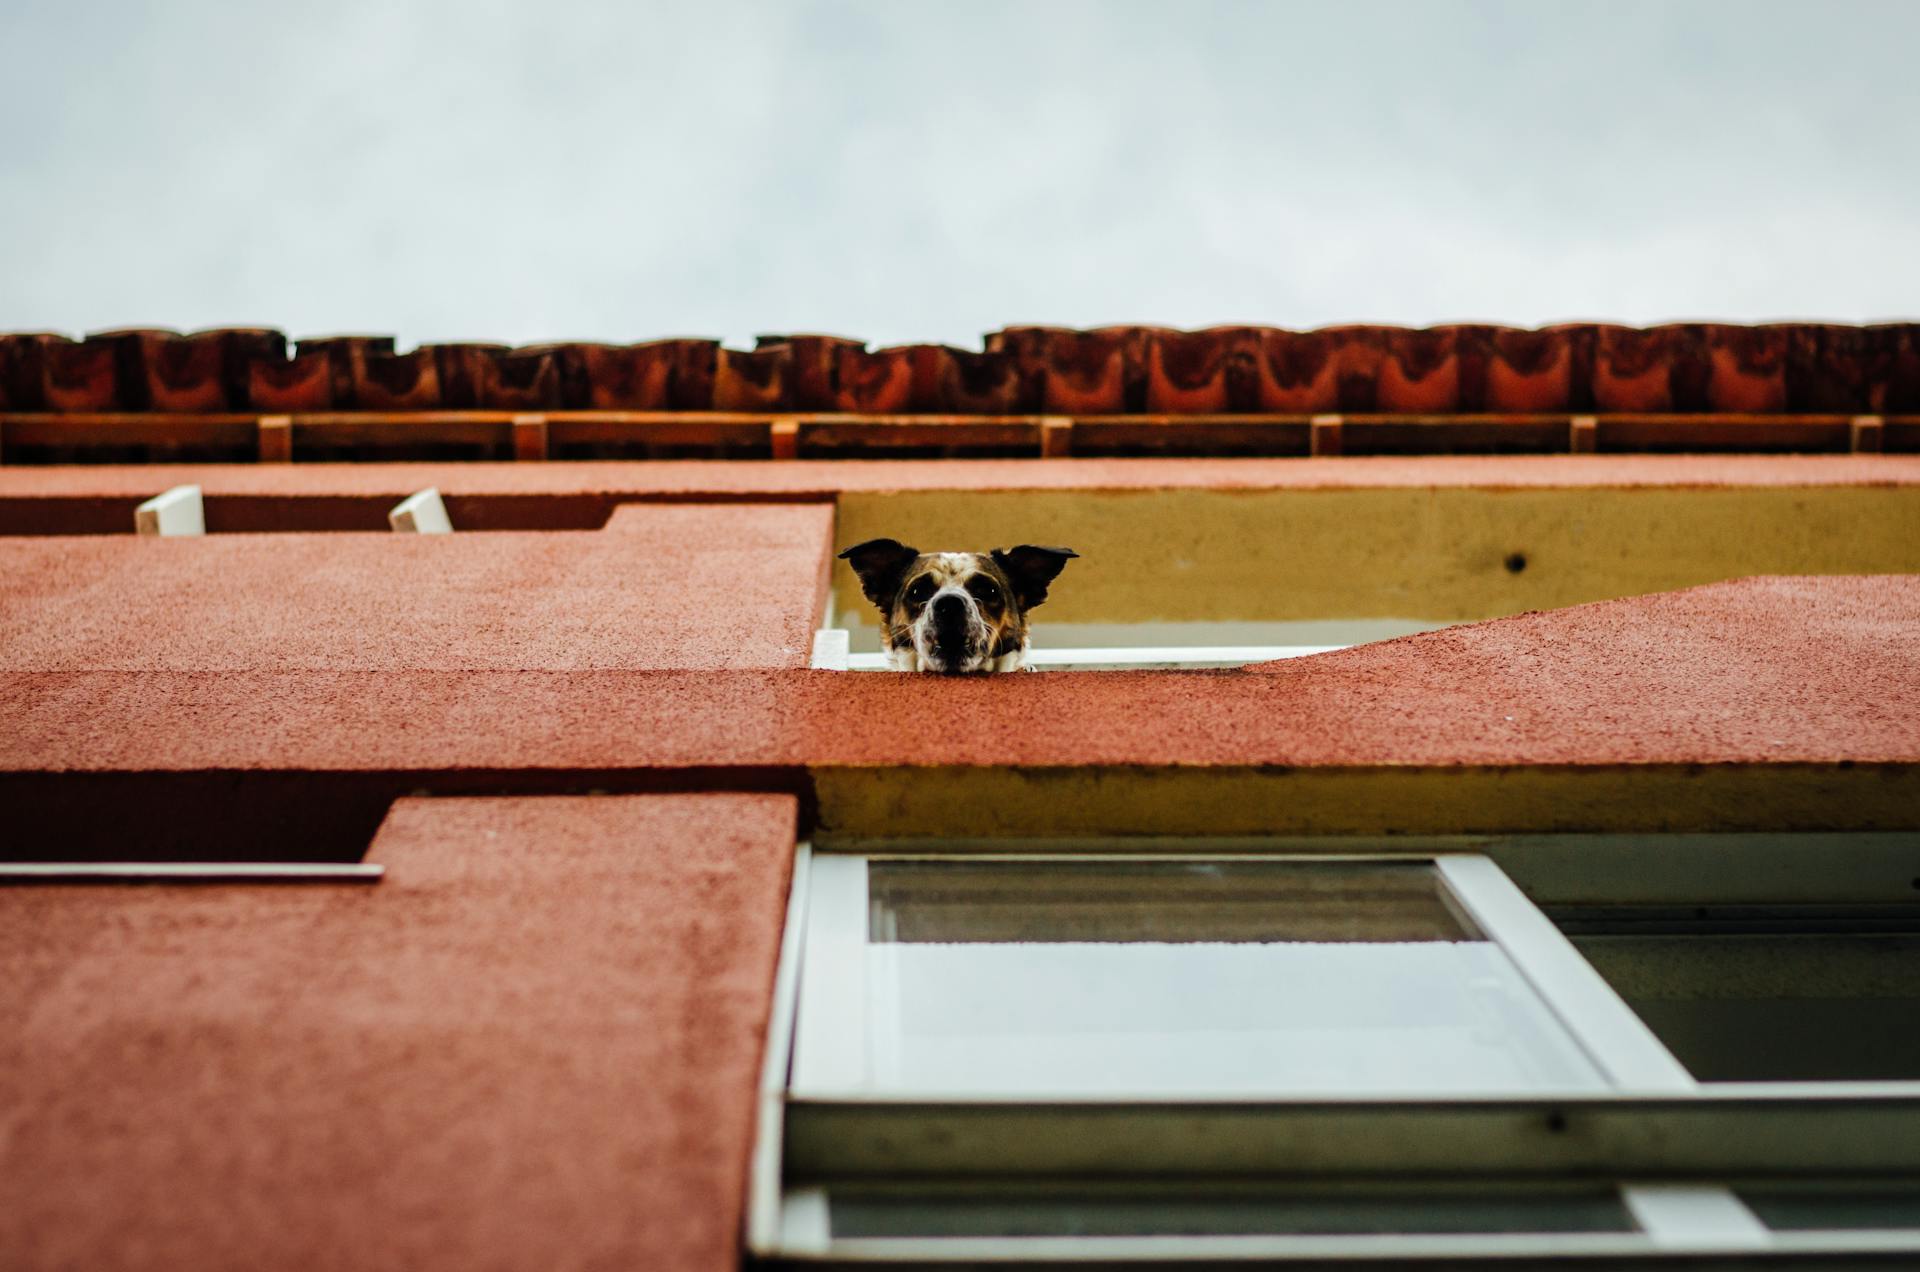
[0,501,833,673]
[0,793,798,1272]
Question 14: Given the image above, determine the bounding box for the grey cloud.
[1,0,1916,350]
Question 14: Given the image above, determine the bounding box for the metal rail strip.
[0,862,384,884]
[784,1091,1920,1178]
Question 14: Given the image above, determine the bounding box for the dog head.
[838,539,1078,674]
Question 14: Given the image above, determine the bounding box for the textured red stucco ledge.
[5,576,1917,844]
[5,576,1913,771]
[2,453,1919,502]
[7,576,1912,772]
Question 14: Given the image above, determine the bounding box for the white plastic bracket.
[134,485,205,537]
[389,488,453,534]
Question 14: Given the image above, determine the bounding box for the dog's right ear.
[991,544,1078,612]
[838,538,921,612]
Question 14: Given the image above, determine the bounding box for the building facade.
[3,323,1919,1270]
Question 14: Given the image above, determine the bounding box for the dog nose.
[932,593,967,624]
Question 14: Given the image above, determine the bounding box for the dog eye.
[966,577,1002,608]
[904,577,935,606]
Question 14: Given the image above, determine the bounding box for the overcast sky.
[3,1,1917,350]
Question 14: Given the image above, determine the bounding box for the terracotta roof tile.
[5,322,1919,416]
[4,324,1918,461]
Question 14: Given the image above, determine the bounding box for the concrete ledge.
[2,575,1914,849]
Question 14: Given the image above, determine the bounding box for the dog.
[838,539,1078,674]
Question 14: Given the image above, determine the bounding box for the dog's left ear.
[838,538,921,612]
[991,545,1079,611]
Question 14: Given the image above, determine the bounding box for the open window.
[814,479,1920,674]
[1559,907,1920,1084]
[750,835,1920,1266]
[810,535,1446,670]
[790,856,1647,1098]
[814,617,1447,671]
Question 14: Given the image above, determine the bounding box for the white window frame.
[789,852,1691,1099]
[750,838,1920,1265]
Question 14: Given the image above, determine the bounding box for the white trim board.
[746,842,815,1254]
[789,853,871,1097]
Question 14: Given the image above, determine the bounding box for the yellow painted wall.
[833,488,1920,623]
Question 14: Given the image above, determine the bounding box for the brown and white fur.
[838,539,1078,674]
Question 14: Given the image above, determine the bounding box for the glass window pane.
[859,860,1605,1096]
[1572,934,1920,1082]
[870,860,1483,943]
[1738,1183,1920,1231]
[828,1185,1635,1238]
